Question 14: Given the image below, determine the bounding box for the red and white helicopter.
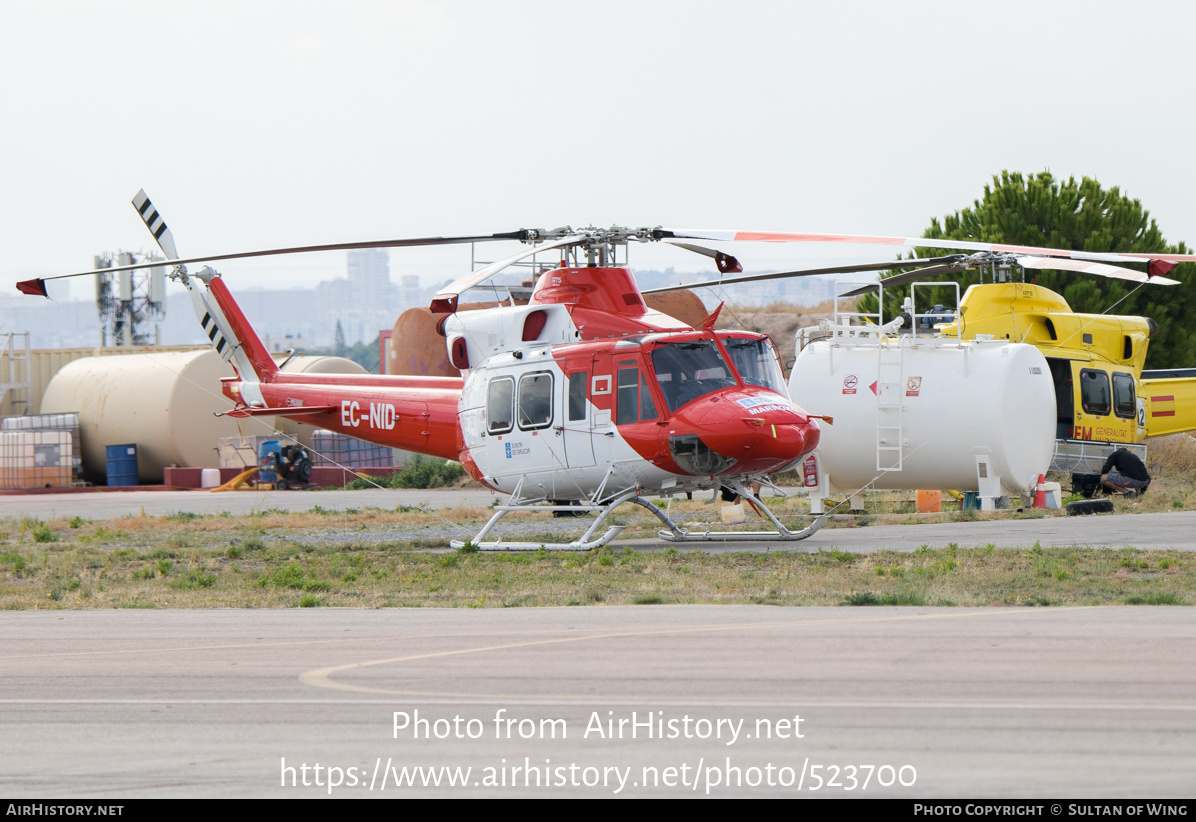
[18,193,1196,549]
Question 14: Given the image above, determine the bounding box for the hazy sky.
[2,0,1194,298]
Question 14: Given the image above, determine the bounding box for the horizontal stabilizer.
[219,405,337,419]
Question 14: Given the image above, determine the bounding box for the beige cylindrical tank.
[645,290,707,329]
[389,307,454,377]
[40,351,366,482]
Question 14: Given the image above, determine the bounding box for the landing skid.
[450,481,827,551]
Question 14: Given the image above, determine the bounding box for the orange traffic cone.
[1033,474,1046,508]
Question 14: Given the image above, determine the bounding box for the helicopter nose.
[668,393,821,476]
[709,416,820,475]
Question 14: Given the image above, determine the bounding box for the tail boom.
[224,373,465,461]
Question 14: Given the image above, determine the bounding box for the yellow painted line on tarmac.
[298,607,1065,697]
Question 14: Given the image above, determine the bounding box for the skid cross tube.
[450,488,642,551]
[655,485,828,542]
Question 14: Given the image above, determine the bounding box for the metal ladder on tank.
[0,332,31,417]
[876,338,904,473]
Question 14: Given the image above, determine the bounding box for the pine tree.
[861,171,1194,368]
[334,319,346,357]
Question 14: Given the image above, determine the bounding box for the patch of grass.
[169,571,217,590]
[1118,549,1149,571]
[299,593,323,608]
[1124,592,1183,605]
[1011,509,1048,520]
[633,594,664,604]
[842,591,926,606]
[269,563,306,589]
[265,562,329,592]
[1,552,28,575]
[1147,434,1196,475]
[32,524,57,543]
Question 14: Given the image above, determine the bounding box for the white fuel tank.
[789,335,1055,496]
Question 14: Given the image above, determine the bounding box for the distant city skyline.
[0,255,838,351]
[3,2,1193,299]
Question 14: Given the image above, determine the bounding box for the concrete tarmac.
[5,487,1196,552]
[3,606,1194,798]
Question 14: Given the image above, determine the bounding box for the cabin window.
[517,372,553,430]
[1113,373,1136,418]
[567,372,587,422]
[650,340,737,412]
[487,377,515,434]
[1079,369,1111,416]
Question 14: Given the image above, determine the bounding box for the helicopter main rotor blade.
[1016,255,1181,285]
[640,256,966,295]
[660,240,742,274]
[16,229,534,295]
[433,234,588,302]
[666,229,1196,266]
[835,263,974,297]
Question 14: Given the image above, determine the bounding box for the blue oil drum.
[258,440,281,484]
[105,444,139,486]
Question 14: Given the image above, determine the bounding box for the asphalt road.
[3,606,1194,798]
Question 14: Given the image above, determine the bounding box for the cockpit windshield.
[650,340,737,412]
[722,336,790,399]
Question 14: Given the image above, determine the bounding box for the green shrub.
[345,456,465,490]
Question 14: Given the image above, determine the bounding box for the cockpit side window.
[639,373,658,421]
[1112,372,1136,418]
[616,362,659,425]
[649,340,737,412]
